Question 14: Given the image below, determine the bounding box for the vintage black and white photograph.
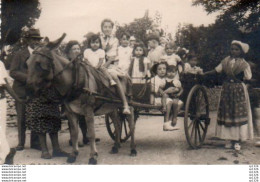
[0,0,260,168]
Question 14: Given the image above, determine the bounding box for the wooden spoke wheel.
[184,85,210,149]
[105,111,136,143]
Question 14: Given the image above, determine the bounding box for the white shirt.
[132,57,150,77]
[117,46,132,73]
[215,57,252,80]
[0,61,8,86]
[131,57,150,84]
[100,34,119,59]
[184,63,203,74]
[161,54,181,66]
[147,46,165,66]
[162,77,182,89]
[83,49,105,67]
[150,75,166,94]
[28,46,34,55]
[25,46,34,67]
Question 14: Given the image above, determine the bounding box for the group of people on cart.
[0,18,257,164]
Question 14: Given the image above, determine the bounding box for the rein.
[33,50,83,79]
[32,50,84,101]
[53,54,83,79]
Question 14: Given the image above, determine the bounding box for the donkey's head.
[26,33,66,94]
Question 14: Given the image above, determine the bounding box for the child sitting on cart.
[128,42,150,83]
[159,65,183,131]
[160,41,183,79]
[150,62,183,131]
[184,54,203,74]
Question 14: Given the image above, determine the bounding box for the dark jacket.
[10,48,30,98]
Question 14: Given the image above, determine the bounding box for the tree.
[176,0,260,71]
[175,18,244,70]
[115,13,154,44]
[1,0,41,46]
[193,0,260,31]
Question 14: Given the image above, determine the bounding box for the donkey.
[26,34,137,164]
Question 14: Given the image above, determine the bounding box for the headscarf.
[231,40,249,54]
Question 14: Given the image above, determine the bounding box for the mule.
[26,34,137,164]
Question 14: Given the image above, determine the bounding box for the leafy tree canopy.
[1,0,41,46]
[115,15,154,44]
[193,0,260,30]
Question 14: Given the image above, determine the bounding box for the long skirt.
[0,98,10,164]
[215,82,253,141]
[26,88,61,134]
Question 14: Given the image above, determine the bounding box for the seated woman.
[63,40,88,147]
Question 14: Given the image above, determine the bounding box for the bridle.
[32,48,84,101]
[32,49,82,80]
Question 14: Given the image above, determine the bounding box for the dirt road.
[6,111,260,165]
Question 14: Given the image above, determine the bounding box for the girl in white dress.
[84,34,116,86]
[128,42,150,84]
[85,32,131,115]
[0,61,21,164]
[117,32,132,74]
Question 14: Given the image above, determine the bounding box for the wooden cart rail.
[92,94,162,110]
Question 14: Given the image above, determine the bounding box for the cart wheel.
[184,84,210,149]
[105,111,135,142]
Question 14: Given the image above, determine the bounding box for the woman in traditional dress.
[203,40,253,150]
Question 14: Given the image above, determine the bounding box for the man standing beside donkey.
[9,28,42,151]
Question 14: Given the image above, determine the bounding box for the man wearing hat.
[147,33,165,70]
[10,28,43,151]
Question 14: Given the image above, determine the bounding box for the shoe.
[161,107,166,113]
[31,145,41,151]
[234,143,241,151]
[224,141,233,149]
[171,120,177,127]
[123,107,131,115]
[15,145,24,151]
[41,151,52,159]
[52,149,69,157]
[4,148,16,165]
[110,80,117,86]
[163,122,180,131]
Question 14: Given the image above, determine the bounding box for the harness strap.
[33,50,53,60]
[53,54,83,79]
[81,63,118,98]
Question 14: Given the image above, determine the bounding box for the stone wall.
[207,87,221,111]
[6,92,17,125]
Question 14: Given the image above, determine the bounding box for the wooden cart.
[104,74,215,149]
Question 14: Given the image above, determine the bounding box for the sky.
[35,0,219,42]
